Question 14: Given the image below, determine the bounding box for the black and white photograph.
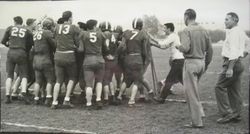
[0,0,249,133]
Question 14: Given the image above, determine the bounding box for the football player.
[113,25,124,97]
[10,18,37,101]
[32,18,56,106]
[116,18,150,106]
[99,21,119,105]
[79,19,106,110]
[51,11,81,109]
[1,16,34,104]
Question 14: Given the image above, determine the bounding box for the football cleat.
[95,101,103,110]
[44,98,52,107]
[21,92,31,105]
[103,99,109,106]
[5,95,12,104]
[62,101,74,109]
[51,104,58,109]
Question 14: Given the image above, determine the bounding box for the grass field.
[0,44,249,133]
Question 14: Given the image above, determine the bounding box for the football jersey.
[122,29,149,55]
[33,29,55,57]
[102,31,119,59]
[80,29,105,56]
[1,25,33,51]
[54,22,80,51]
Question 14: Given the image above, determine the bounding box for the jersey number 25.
[11,27,26,38]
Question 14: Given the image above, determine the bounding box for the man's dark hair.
[227,12,239,23]
[13,16,23,25]
[26,18,36,26]
[86,19,97,30]
[57,17,64,24]
[164,23,175,32]
[78,22,87,30]
[184,9,196,20]
[62,11,72,22]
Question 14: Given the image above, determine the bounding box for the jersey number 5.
[11,27,26,38]
[58,25,70,34]
[89,32,97,43]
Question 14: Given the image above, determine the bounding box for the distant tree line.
[208,30,250,43]
[208,30,226,43]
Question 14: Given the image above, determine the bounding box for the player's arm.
[101,33,107,58]
[142,34,150,66]
[26,30,34,52]
[77,32,84,53]
[102,33,110,55]
[46,31,56,53]
[117,37,127,54]
[204,31,213,71]
[176,30,190,53]
[1,26,11,47]
[152,36,175,49]
[73,25,81,48]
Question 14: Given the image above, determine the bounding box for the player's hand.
[225,69,233,78]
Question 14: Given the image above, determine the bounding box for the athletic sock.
[64,97,70,101]
[46,95,52,98]
[52,101,58,105]
[86,87,93,106]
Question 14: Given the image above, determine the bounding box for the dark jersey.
[122,29,149,63]
[102,31,119,60]
[80,29,105,56]
[54,22,80,51]
[33,29,55,58]
[1,25,33,51]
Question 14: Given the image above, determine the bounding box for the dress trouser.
[215,58,244,117]
[160,59,184,99]
[183,58,205,126]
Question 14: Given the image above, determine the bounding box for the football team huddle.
[1,10,157,110]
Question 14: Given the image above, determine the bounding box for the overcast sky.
[0,0,249,30]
